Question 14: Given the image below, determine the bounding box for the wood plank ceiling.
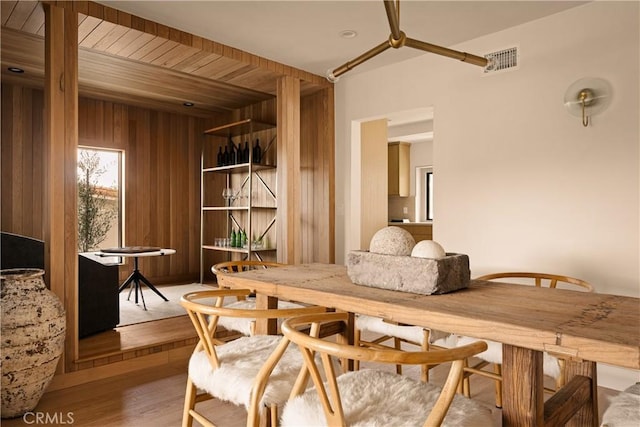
[1,1,331,117]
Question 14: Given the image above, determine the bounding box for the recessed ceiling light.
[8,67,24,73]
[339,30,357,39]
[183,102,194,107]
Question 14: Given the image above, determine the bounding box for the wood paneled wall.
[1,84,45,239]
[301,88,335,263]
[2,82,208,284]
[3,84,335,284]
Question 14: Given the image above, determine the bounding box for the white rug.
[118,283,214,327]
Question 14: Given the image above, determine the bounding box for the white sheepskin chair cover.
[455,335,561,379]
[280,369,494,427]
[601,383,640,427]
[216,298,305,336]
[356,315,450,344]
[188,334,303,408]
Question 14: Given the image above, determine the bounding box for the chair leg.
[494,363,503,408]
[555,358,566,390]
[394,337,402,375]
[270,404,278,427]
[353,328,361,371]
[462,358,471,398]
[420,329,430,382]
[182,377,197,427]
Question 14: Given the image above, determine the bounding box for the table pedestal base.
[118,257,168,310]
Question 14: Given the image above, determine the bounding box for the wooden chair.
[354,315,453,381]
[212,260,303,336]
[180,289,326,427]
[250,312,494,427]
[212,260,284,275]
[457,272,594,408]
[600,382,640,427]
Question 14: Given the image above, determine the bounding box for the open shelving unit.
[200,119,277,283]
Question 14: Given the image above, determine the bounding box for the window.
[416,166,433,222]
[77,147,124,252]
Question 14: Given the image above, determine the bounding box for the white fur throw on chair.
[280,369,495,427]
[455,335,561,379]
[217,298,304,336]
[601,383,640,427]
[188,334,303,409]
[355,315,450,344]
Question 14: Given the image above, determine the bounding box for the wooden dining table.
[217,263,640,427]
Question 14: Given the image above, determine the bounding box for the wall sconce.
[564,77,612,127]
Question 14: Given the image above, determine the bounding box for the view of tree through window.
[77,148,123,252]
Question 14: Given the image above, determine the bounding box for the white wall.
[334,1,639,390]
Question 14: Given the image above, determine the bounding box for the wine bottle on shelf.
[253,138,262,164]
[243,141,250,164]
[227,136,235,164]
[230,229,237,248]
[222,145,229,166]
[216,146,223,167]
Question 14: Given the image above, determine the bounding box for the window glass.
[77,147,124,251]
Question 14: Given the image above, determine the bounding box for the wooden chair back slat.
[181,288,328,427]
[476,272,594,292]
[275,312,487,427]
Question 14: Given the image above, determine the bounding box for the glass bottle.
[217,146,223,167]
[253,138,262,164]
[222,145,229,166]
[230,229,237,248]
[243,141,250,164]
[228,137,236,164]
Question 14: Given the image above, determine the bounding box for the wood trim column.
[276,76,301,264]
[44,3,79,370]
[318,87,335,263]
[359,119,388,250]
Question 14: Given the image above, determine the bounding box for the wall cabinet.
[201,119,277,282]
[388,141,410,197]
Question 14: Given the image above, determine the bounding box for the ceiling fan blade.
[331,40,392,79]
[384,0,402,41]
[405,37,488,67]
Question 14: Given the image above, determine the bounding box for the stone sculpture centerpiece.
[347,226,470,295]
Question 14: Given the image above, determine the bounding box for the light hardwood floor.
[3,351,619,427]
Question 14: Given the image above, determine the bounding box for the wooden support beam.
[502,344,544,426]
[276,76,301,264]
[44,2,79,371]
[563,360,599,427]
[544,375,592,427]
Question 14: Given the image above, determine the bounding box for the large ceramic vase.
[1,268,66,418]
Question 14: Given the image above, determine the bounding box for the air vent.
[484,47,519,74]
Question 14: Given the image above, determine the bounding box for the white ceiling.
[99,1,588,79]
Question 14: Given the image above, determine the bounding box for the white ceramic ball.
[369,226,416,256]
[411,240,446,259]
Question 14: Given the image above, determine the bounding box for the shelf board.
[204,119,275,138]
[202,206,249,211]
[203,162,276,174]
[202,206,275,211]
[202,245,276,253]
